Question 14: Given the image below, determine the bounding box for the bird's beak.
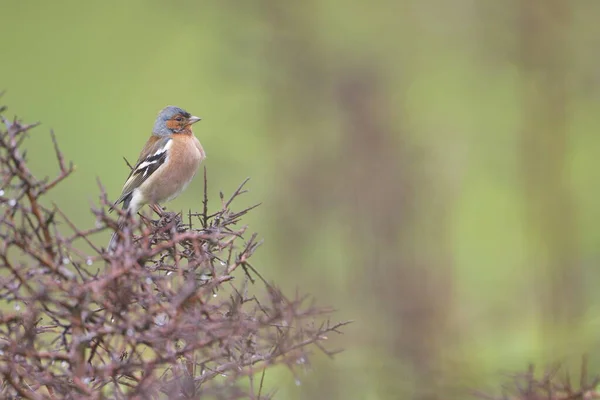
[187,116,202,125]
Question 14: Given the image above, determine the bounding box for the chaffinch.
[108,105,205,251]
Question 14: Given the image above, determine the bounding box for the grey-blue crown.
[152,106,191,136]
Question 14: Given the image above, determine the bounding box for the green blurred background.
[3,1,600,398]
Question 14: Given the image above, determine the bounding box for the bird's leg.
[150,203,164,217]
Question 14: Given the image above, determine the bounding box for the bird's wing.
[111,135,172,210]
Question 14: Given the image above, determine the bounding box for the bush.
[0,105,348,399]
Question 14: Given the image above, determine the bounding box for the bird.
[107,105,205,251]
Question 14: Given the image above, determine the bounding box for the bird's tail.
[107,219,126,253]
[107,196,141,253]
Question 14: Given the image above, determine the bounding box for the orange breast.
[138,133,205,204]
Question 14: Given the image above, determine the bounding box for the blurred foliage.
[3,1,600,399]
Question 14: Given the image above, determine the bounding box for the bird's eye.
[175,117,183,122]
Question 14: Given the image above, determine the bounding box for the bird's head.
[153,106,201,136]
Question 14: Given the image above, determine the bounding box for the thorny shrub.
[474,358,600,400]
[0,106,348,399]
